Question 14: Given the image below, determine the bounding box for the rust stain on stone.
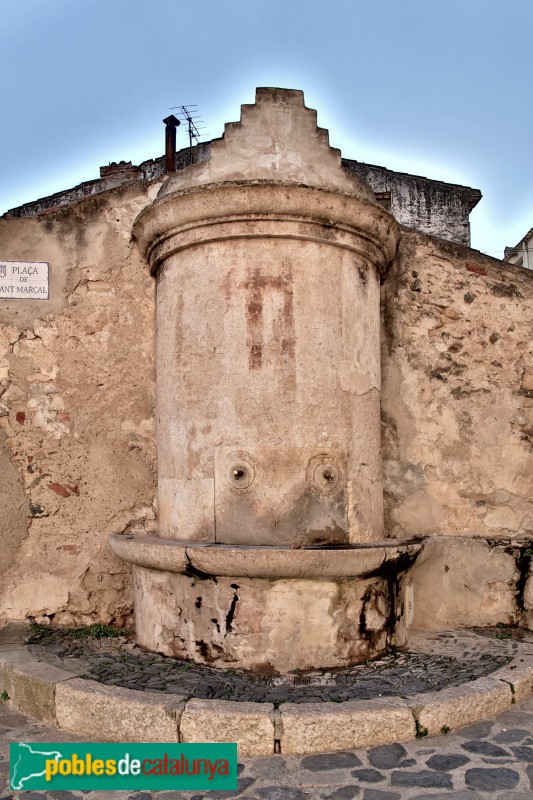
[465,262,487,276]
[48,482,79,498]
[59,544,81,554]
[221,267,236,310]
[173,288,184,364]
[245,268,264,370]
[16,412,25,425]
[249,343,263,369]
[242,262,296,386]
[279,266,296,390]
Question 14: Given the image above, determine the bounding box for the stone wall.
[0,183,160,625]
[6,148,477,250]
[381,230,533,631]
[381,230,533,541]
[4,145,211,221]
[344,162,480,247]
[0,169,532,631]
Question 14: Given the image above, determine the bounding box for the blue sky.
[1,0,531,258]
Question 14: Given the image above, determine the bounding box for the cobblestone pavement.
[2,696,533,799]
[27,628,533,705]
[3,626,533,797]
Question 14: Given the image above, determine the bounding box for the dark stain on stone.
[29,503,48,518]
[510,546,531,615]
[430,369,448,382]
[184,560,218,583]
[491,283,523,300]
[196,640,210,660]
[29,472,52,488]
[448,342,463,354]
[320,222,336,240]
[225,594,239,633]
[363,549,421,582]
[245,659,277,677]
[451,386,490,398]
[520,427,533,449]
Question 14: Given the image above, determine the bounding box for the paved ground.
[2,697,533,799]
[27,627,529,704]
[3,626,533,797]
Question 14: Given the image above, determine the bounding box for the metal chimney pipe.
[163,115,180,173]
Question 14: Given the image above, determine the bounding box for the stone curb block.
[0,647,81,722]
[279,697,416,756]
[492,655,533,703]
[406,677,513,736]
[180,698,275,757]
[0,622,31,649]
[55,678,185,742]
[2,638,533,755]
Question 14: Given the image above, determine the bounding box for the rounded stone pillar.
[137,182,398,546]
[122,88,406,671]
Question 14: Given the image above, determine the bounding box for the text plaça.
[12,266,39,274]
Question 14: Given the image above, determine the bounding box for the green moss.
[67,624,124,639]
[415,721,429,738]
[28,621,126,643]
[177,660,195,672]
[27,621,53,643]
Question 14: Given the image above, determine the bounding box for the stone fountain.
[110,88,421,673]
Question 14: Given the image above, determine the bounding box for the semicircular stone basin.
[111,89,421,674]
[110,534,422,673]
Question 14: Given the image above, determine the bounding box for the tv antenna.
[170,105,206,165]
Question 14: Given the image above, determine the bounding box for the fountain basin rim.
[109,533,422,579]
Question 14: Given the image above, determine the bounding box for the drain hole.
[233,468,246,481]
[323,469,334,483]
[292,675,312,686]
